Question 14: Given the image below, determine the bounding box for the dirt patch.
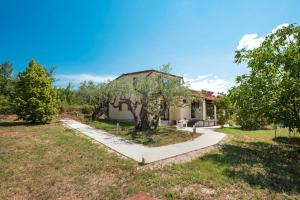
[0,130,31,137]
[88,172,116,187]
[56,113,86,123]
[10,186,29,200]
[124,192,159,200]
[57,196,81,200]
[181,183,216,196]
[0,115,17,120]
[73,171,118,198]
[172,183,242,200]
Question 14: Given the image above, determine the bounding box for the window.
[119,104,122,111]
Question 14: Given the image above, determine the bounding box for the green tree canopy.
[14,60,58,123]
[231,24,300,131]
[56,82,77,105]
[77,81,112,120]
[0,61,14,96]
[0,61,15,114]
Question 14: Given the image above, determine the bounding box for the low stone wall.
[195,120,217,127]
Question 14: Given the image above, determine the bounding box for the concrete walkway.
[61,119,226,164]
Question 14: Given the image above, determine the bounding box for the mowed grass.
[88,119,198,147]
[1,120,300,200]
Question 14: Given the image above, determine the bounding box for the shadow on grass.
[0,121,41,127]
[273,137,300,147]
[95,119,133,127]
[224,126,271,131]
[202,138,300,194]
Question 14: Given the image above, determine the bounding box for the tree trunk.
[138,103,151,131]
[139,109,150,131]
[153,101,167,130]
[91,111,98,121]
[153,115,159,130]
[126,102,139,130]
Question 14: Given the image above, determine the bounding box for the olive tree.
[109,64,192,131]
[77,81,112,120]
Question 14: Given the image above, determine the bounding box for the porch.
[160,97,218,127]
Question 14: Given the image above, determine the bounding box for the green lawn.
[88,119,198,147]
[1,120,299,200]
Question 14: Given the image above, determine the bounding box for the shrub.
[133,134,154,145]
[227,119,235,127]
[81,105,93,114]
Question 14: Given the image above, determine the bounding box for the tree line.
[0,60,58,123]
[0,62,192,132]
[0,24,299,134]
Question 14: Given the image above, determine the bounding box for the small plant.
[81,105,93,114]
[227,119,235,126]
[133,134,154,145]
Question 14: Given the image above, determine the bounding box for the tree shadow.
[0,121,39,127]
[202,139,300,194]
[273,137,300,147]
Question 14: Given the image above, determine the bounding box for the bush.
[236,112,268,130]
[81,105,93,114]
[227,119,235,126]
[59,103,94,116]
[133,134,154,145]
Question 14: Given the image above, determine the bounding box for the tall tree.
[14,60,58,123]
[0,61,14,96]
[232,24,300,131]
[0,61,15,114]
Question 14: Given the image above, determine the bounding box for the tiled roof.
[190,89,217,100]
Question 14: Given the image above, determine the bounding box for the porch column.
[214,105,217,125]
[202,99,206,120]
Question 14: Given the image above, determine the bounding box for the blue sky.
[0,0,299,92]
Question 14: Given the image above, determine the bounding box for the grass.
[1,119,300,199]
[87,119,198,147]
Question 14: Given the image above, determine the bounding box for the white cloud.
[184,75,233,94]
[272,23,289,33]
[237,23,290,50]
[237,33,265,50]
[56,74,116,86]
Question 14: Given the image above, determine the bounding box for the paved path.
[61,119,226,164]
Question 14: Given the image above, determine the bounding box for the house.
[108,70,218,127]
